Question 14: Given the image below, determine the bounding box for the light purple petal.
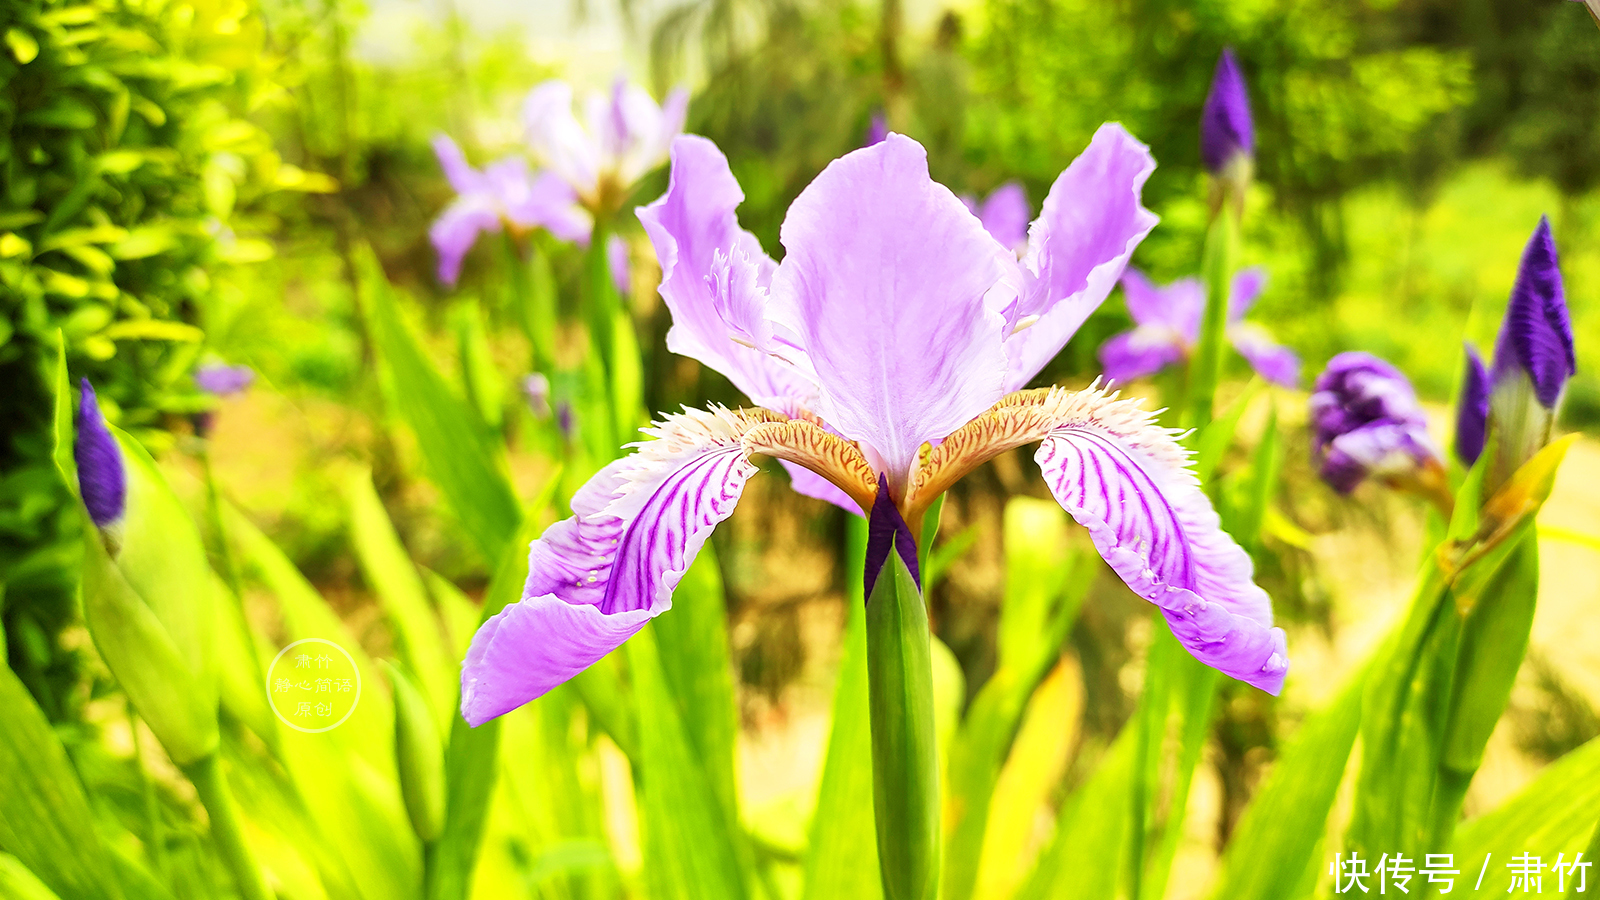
[430,196,501,286]
[864,111,888,147]
[1228,323,1300,387]
[769,132,1014,481]
[524,81,601,197]
[432,134,484,195]
[978,182,1030,254]
[1120,268,1204,338]
[1098,327,1187,382]
[1007,124,1159,391]
[636,136,819,414]
[492,161,593,245]
[460,409,763,725]
[1034,389,1286,693]
[1226,267,1268,320]
[780,459,861,515]
[195,363,255,396]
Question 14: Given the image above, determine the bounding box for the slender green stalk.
[1187,209,1237,430]
[182,753,271,900]
[866,552,939,900]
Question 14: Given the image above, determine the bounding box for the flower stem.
[183,753,272,900]
[865,550,939,900]
[1187,200,1238,430]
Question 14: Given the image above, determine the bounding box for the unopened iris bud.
[74,379,126,529]
[384,662,445,844]
[1200,49,1254,183]
[1310,352,1449,510]
[1455,344,1490,468]
[1486,217,1576,487]
[864,474,921,599]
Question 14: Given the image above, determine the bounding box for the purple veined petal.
[1227,266,1268,321]
[780,459,861,514]
[1032,387,1287,693]
[978,182,1030,255]
[1119,268,1204,338]
[1200,48,1254,174]
[461,408,769,725]
[1007,124,1160,392]
[769,132,1016,483]
[1228,323,1300,387]
[1455,344,1490,467]
[637,136,819,415]
[524,80,601,198]
[1490,216,1575,408]
[1098,326,1187,383]
[432,134,485,196]
[607,234,631,296]
[75,379,127,527]
[429,195,502,287]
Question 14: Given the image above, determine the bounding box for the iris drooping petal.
[494,163,593,246]
[637,136,819,414]
[1121,268,1204,336]
[430,195,501,287]
[913,387,1286,692]
[1098,328,1188,384]
[1200,48,1254,174]
[1455,344,1490,467]
[1490,216,1575,408]
[1229,323,1300,387]
[75,379,126,527]
[974,182,1030,254]
[461,407,778,725]
[770,133,1014,482]
[1007,124,1159,391]
[1226,267,1268,320]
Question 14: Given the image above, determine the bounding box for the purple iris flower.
[75,379,126,528]
[1455,345,1490,468]
[961,182,1030,256]
[429,135,592,287]
[1201,48,1254,175]
[864,111,889,147]
[1098,267,1299,387]
[459,127,1290,727]
[194,363,254,396]
[1489,216,1574,410]
[1309,352,1441,494]
[522,76,689,213]
[607,233,631,296]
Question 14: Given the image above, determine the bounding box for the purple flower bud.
[1200,49,1254,174]
[522,373,551,418]
[1309,352,1440,494]
[864,111,889,148]
[1455,344,1489,467]
[194,362,255,397]
[1490,217,1574,409]
[74,379,126,527]
[607,233,631,297]
[556,400,576,443]
[864,473,920,598]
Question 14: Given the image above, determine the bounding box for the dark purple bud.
[863,111,888,148]
[1308,352,1439,493]
[864,473,920,599]
[1455,344,1490,467]
[1490,217,1574,409]
[74,379,126,527]
[194,362,255,397]
[556,400,576,442]
[1200,49,1254,174]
